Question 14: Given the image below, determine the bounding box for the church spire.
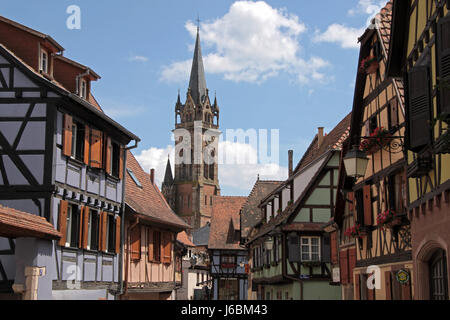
[162,156,174,186]
[188,23,207,106]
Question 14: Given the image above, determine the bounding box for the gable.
[292,152,340,224]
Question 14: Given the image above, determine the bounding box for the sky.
[2,0,388,196]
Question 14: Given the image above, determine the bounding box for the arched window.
[429,249,449,300]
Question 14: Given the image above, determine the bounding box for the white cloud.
[314,0,386,50]
[134,145,175,188]
[129,55,149,63]
[133,140,287,194]
[313,24,364,49]
[348,0,386,17]
[161,1,330,85]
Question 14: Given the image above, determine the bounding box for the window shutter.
[348,248,356,284]
[367,285,375,300]
[287,234,300,262]
[90,129,103,168]
[162,232,172,264]
[385,271,392,300]
[101,211,107,252]
[130,225,141,261]
[104,136,112,175]
[330,231,338,264]
[348,192,354,212]
[406,66,432,152]
[115,215,121,254]
[119,147,124,180]
[354,274,361,300]
[340,250,349,285]
[321,234,331,263]
[390,98,399,128]
[82,207,89,249]
[437,16,450,116]
[363,185,373,226]
[83,126,90,166]
[148,228,154,262]
[62,114,73,157]
[58,200,68,246]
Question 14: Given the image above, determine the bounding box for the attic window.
[80,79,87,99]
[40,50,48,74]
[127,169,142,188]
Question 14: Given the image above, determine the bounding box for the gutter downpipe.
[118,139,139,299]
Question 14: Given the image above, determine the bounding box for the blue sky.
[2,0,387,195]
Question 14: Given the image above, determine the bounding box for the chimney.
[150,169,155,185]
[318,127,324,148]
[288,150,293,177]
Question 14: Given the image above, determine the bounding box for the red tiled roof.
[125,151,189,230]
[0,205,61,240]
[294,112,351,174]
[240,180,282,239]
[177,231,195,247]
[208,196,247,250]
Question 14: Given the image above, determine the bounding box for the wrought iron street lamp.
[343,146,370,178]
[264,236,274,251]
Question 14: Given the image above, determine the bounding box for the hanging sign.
[395,269,410,284]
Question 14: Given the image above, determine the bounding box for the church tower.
[162,25,221,230]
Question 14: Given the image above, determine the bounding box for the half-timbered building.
[120,152,189,300]
[0,16,139,299]
[240,178,282,300]
[208,196,248,300]
[387,0,450,300]
[246,115,351,300]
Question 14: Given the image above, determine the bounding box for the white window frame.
[87,211,93,250]
[300,236,321,262]
[105,215,110,253]
[71,122,77,159]
[65,205,73,247]
[80,79,87,99]
[40,49,48,73]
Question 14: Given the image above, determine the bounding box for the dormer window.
[40,50,48,74]
[80,79,87,99]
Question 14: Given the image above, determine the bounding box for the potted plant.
[359,127,392,154]
[344,224,363,239]
[377,209,395,227]
[359,55,379,74]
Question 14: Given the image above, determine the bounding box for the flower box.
[360,127,392,154]
[359,56,379,74]
[344,224,364,239]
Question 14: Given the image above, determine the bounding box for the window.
[106,214,115,253]
[301,237,321,261]
[210,196,213,206]
[429,249,448,300]
[40,50,48,73]
[205,195,208,206]
[70,120,85,162]
[153,231,161,262]
[80,80,87,99]
[87,210,99,251]
[66,204,80,248]
[110,142,121,178]
[221,255,236,268]
[127,169,142,188]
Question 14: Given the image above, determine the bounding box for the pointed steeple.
[188,25,207,106]
[162,156,174,186]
